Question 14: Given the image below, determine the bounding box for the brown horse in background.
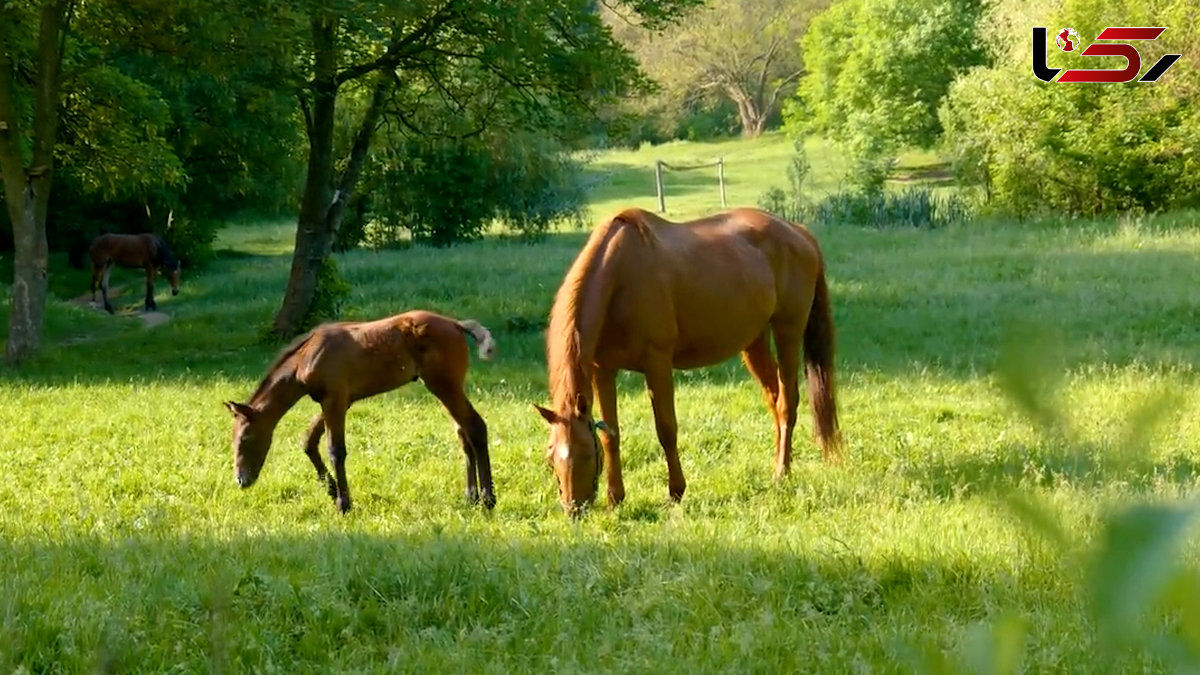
[89,233,181,313]
[535,207,841,515]
[225,310,498,513]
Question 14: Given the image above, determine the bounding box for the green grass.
[3,136,1200,672]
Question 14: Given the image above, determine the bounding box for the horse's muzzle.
[236,471,256,488]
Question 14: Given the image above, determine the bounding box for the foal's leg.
[741,330,783,472]
[320,396,352,513]
[303,412,336,497]
[644,355,686,502]
[771,322,805,479]
[101,263,114,314]
[143,265,157,311]
[425,372,494,509]
[594,367,625,507]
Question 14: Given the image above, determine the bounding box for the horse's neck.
[249,368,306,425]
[551,239,620,414]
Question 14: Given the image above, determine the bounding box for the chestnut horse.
[88,233,181,313]
[224,310,497,513]
[535,207,841,514]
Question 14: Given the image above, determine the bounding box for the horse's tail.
[804,264,841,460]
[456,319,497,361]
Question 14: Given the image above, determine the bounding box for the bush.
[347,132,588,249]
[937,0,1200,217]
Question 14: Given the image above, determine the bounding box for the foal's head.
[224,401,274,488]
[535,398,603,515]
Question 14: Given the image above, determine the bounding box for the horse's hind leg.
[770,321,806,479]
[741,330,783,470]
[424,372,494,509]
[320,396,352,513]
[644,355,686,502]
[144,266,157,311]
[304,413,336,497]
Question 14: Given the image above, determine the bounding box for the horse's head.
[224,400,274,488]
[166,263,181,296]
[534,400,603,515]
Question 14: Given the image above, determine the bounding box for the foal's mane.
[248,328,316,403]
[547,209,653,414]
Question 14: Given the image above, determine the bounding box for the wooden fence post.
[717,156,727,208]
[655,160,665,212]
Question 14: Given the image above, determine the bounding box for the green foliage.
[302,256,351,330]
[163,214,220,268]
[785,0,987,183]
[758,142,973,228]
[938,0,1200,216]
[350,132,588,248]
[786,0,987,149]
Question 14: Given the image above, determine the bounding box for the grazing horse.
[224,310,498,513]
[88,233,181,313]
[534,207,841,515]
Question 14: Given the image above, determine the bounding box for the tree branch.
[334,0,462,87]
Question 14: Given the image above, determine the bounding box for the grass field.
[3,134,1200,672]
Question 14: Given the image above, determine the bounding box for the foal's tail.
[804,266,841,460]
[456,319,497,361]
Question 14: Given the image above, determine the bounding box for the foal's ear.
[533,404,558,425]
[224,401,254,419]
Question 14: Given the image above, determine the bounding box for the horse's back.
[598,207,826,367]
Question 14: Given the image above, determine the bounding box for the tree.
[939,0,1200,216]
[271,0,701,338]
[783,0,986,158]
[608,0,828,137]
[0,0,72,365]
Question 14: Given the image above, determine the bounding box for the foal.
[225,310,497,513]
[88,232,181,313]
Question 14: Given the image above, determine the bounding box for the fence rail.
[654,157,727,213]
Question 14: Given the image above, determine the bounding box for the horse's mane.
[546,209,654,414]
[154,236,180,271]
[249,328,316,404]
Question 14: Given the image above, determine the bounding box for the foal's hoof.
[481,491,497,510]
[668,484,686,503]
[336,495,352,513]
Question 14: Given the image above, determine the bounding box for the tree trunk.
[271,14,391,337]
[732,94,766,138]
[272,14,338,338]
[0,1,68,366]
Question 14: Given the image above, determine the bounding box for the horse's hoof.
[336,496,352,513]
[481,491,497,510]
[607,489,625,508]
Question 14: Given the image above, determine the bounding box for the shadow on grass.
[0,530,1078,673]
[905,442,1200,501]
[3,225,1198,390]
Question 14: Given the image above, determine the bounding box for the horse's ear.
[573,392,589,416]
[224,401,254,419]
[533,404,558,425]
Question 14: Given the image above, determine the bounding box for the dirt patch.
[70,283,127,309]
[139,311,171,327]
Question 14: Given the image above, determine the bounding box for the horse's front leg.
[101,264,115,314]
[303,413,336,498]
[644,357,686,502]
[144,266,157,311]
[320,397,352,513]
[594,367,625,507]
